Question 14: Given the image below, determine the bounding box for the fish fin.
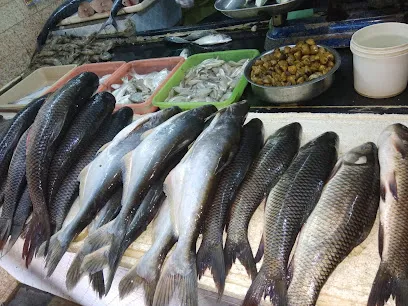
[0,218,12,251]
[90,272,105,298]
[153,251,197,306]
[44,233,69,277]
[98,15,118,34]
[380,181,386,202]
[66,253,86,291]
[196,238,226,298]
[368,263,408,306]
[103,259,120,295]
[389,172,398,200]
[140,128,155,141]
[215,148,237,175]
[96,142,111,156]
[394,137,407,159]
[224,235,257,280]
[242,266,287,306]
[81,245,110,274]
[23,212,50,267]
[119,265,145,299]
[254,233,264,263]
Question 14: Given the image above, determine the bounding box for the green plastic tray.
[152,49,260,110]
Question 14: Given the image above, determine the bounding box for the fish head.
[187,105,218,121]
[245,118,264,138]
[343,142,378,166]
[112,107,133,124]
[302,131,339,151]
[216,101,249,124]
[149,106,182,125]
[378,123,408,153]
[274,122,302,139]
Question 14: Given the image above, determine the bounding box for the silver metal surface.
[214,0,304,19]
[244,45,341,104]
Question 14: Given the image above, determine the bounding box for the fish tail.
[224,235,257,280]
[368,263,408,306]
[80,245,110,274]
[66,253,86,291]
[44,233,68,277]
[153,251,197,306]
[254,233,264,263]
[103,261,119,295]
[98,15,118,34]
[23,212,50,267]
[89,272,105,298]
[3,223,26,255]
[242,266,287,306]
[196,238,226,298]
[119,266,146,299]
[0,218,12,251]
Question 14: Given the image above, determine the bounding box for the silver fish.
[193,34,232,46]
[152,101,249,306]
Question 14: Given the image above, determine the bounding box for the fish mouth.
[303,132,339,150]
[344,142,377,165]
[275,122,302,137]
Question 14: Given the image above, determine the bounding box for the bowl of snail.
[245,40,341,104]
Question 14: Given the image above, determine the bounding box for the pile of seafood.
[0,72,406,306]
[165,58,249,103]
[109,68,170,104]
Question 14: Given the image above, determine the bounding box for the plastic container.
[350,22,408,99]
[46,62,126,94]
[101,57,185,114]
[0,65,77,111]
[153,49,260,110]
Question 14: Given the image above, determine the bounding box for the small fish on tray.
[165,32,232,46]
[165,58,249,103]
[109,69,170,104]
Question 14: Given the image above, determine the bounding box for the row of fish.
[0,71,406,305]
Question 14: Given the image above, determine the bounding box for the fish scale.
[224,123,302,281]
[242,132,339,306]
[288,142,380,306]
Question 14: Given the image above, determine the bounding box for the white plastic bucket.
[350,22,408,99]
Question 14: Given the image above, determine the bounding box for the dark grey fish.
[99,0,124,32]
[42,107,181,277]
[196,118,264,297]
[36,0,83,52]
[49,106,131,234]
[24,72,99,266]
[118,200,176,304]
[368,124,408,306]
[79,150,186,295]
[224,123,302,281]
[47,92,116,230]
[288,142,379,306]
[0,96,45,201]
[242,132,338,306]
[153,102,248,306]
[0,130,29,250]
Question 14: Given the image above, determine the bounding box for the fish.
[242,132,339,306]
[0,130,29,250]
[104,105,218,275]
[66,187,123,297]
[224,122,302,280]
[368,124,408,306]
[287,142,380,306]
[99,0,124,32]
[78,150,185,295]
[152,101,249,306]
[118,199,177,304]
[47,91,116,220]
[24,72,99,266]
[193,34,232,46]
[165,58,249,103]
[41,107,181,276]
[0,96,45,201]
[36,0,83,52]
[49,106,131,234]
[196,118,264,297]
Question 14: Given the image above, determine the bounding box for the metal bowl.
[244,45,341,104]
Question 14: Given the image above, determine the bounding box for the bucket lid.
[351,22,408,58]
